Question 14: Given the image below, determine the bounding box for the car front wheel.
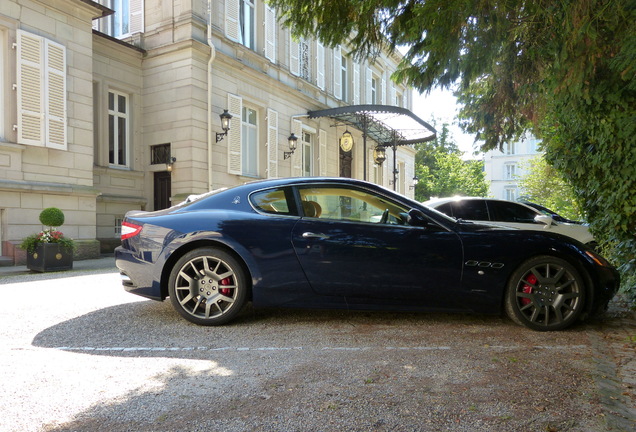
[168,247,248,325]
[505,256,586,331]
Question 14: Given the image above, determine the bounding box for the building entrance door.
[154,171,171,210]
[339,148,352,178]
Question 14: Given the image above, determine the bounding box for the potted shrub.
[20,207,75,272]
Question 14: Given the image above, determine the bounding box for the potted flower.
[20,207,75,272]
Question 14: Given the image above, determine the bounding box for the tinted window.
[450,200,489,221]
[434,202,453,217]
[297,185,407,224]
[250,188,293,215]
[488,201,537,223]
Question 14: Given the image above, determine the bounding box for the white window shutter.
[319,129,327,176]
[353,62,360,104]
[289,34,300,76]
[129,0,144,34]
[316,42,325,90]
[225,0,240,42]
[264,6,276,63]
[45,39,67,150]
[333,47,342,100]
[267,109,278,178]
[291,119,302,177]
[227,94,242,175]
[17,30,45,146]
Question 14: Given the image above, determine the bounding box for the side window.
[489,201,537,223]
[434,202,453,217]
[297,185,407,224]
[450,200,489,221]
[250,188,293,215]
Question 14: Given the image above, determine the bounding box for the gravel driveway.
[0,260,634,432]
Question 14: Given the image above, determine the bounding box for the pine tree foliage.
[269,0,635,297]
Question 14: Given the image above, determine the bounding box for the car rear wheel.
[168,247,248,325]
[504,256,585,331]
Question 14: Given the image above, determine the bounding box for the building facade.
[483,133,541,200]
[0,0,418,265]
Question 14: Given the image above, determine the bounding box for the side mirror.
[534,214,553,228]
[407,208,429,227]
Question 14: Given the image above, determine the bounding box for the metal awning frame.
[307,104,437,187]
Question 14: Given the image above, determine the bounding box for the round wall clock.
[340,131,354,152]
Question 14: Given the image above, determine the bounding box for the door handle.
[302,232,330,239]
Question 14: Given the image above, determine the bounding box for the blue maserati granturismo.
[115,177,619,331]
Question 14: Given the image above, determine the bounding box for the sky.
[410,87,482,159]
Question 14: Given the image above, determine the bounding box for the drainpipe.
[207,0,217,191]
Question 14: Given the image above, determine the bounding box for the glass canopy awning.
[307,104,437,147]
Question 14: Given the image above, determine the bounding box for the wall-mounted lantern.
[409,175,419,190]
[216,109,233,142]
[167,156,177,172]
[373,146,386,165]
[284,133,298,159]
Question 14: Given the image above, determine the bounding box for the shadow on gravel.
[33,303,631,432]
[31,294,612,367]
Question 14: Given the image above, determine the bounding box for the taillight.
[121,221,143,240]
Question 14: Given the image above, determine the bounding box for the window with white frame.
[340,52,349,102]
[108,90,129,166]
[504,163,517,180]
[241,106,258,177]
[505,187,517,201]
[94,0,144,38]
[299,38,311,81]
[302,131,314,177]
[239,0,255,49]
[371,75,378,104]
[504,142,516,155]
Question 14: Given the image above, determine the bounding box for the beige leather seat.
[302,201,322,218]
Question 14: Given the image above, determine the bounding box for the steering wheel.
[379,209,390,224]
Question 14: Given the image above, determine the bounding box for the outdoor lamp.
[410,175,419,190]
[285,133,298,159]
[216,110,233,142]
[167,157,177,172]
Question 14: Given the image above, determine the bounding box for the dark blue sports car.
[115,177,619,331]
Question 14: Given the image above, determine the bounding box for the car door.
[290,184,464,307]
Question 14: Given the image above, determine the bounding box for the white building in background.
[483,133,541,200]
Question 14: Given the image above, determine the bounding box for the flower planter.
[26,243,73,272]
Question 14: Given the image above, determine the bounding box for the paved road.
[0,259,634,431]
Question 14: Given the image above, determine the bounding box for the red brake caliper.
[521,274,537,306]
[219,277,232,296]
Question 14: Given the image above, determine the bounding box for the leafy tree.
[516,156,584,222]
[269,0,635,298]
[413,122,488,201]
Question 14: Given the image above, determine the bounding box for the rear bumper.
[115,246,164,301]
